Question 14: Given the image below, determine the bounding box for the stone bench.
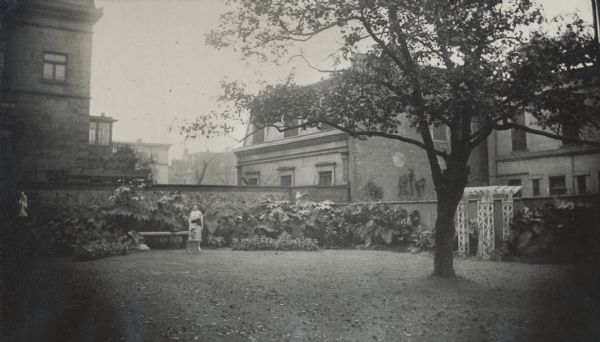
[138,231,190,249]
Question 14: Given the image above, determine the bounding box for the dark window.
[576,175,587,194]
[318,171,333,186]
[531,179,541,196]
[432,125,448,141]
[253,127,264,144]
[43,52,67,82]
[549,176,566,195]
[283,119,299,138]
[561,122,579,146]
[508,178,522,197]
[246,178,258,186]
[511,114,527,151]
[280,175,292,187]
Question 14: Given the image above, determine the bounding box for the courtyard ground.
[4,249,600,342]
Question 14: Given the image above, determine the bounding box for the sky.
[89,0,594,161]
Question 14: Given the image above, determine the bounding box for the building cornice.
[114,141,172,148]
[20,1,103,26]
[5,88,91,100]
[237,146,349,167]
[497,145,600,162]
[234,130,348,157]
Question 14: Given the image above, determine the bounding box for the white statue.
[18,192,28,217]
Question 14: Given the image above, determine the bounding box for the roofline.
[113,140,172,148]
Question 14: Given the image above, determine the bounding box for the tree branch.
[493,122,600,147]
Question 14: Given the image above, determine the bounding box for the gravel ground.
[4,249,599,342]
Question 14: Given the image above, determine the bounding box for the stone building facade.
[0,0,103,182]
[234,85,597,202]
[234,119,459,202]
[114,139,171,184]
[488,113,600,197]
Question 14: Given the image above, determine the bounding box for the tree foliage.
[185,0,600,276]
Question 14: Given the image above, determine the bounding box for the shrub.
[205,235,226,248]
[509,199,595,261]
[231,232,319,251]
[73,239,130,261]
[410,229,435,252]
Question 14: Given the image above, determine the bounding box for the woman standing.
[188,204,204,252]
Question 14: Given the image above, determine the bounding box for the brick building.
[0,0,103,182]
[170,149,237,185]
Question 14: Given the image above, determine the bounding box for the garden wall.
[21,182,598,236]
[22,183,351,218]
[338,194,599,241]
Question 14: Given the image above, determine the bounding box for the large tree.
[184,0,600,277]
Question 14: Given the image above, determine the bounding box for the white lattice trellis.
[502,192,514,242]
[458,186,521,260]
[456,200,468,257]
[477,192,494,259]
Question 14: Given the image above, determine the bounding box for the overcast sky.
[89,0,593,161]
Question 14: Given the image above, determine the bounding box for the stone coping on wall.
[21,182,351,194]
[21,182,290,193]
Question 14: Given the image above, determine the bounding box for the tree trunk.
[432,163,469,278]
[432,189,462,277]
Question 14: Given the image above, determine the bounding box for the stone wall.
[22,183,351,219]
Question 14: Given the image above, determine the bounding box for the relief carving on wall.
[398,168,426,197]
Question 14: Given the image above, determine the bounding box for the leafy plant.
[410,229,435,252]
[509,200,594,261]
[231,232,318,251]
[73,238,130,261]
[341,203,420,247]
[205,235,226,248]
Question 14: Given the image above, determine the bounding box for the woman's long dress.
[188,210,203,241]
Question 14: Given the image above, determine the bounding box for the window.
[318,171,333,186]
[511,114,527,151]
[253,126,264,144]
[561,122,579,146]
[280,175,292,187]
[576,175,587,194]
[43,52,67,82]
[549,176,566,195]
[531,179,541,196]
[316,162,335,186]
[432,124,448,141]
[278,167,294,186]
[244,172,260,186]
[89,122,97,144]
[97,122,110,145]
[89,120,112,146]
[508,178,522,197]
[283,119,299,138]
